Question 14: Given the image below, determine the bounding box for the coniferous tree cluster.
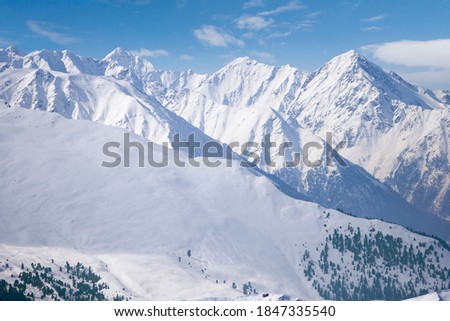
[0,260,126,301]
[300,226,450,300]
[242,281,257,295]
[0,279,30,301]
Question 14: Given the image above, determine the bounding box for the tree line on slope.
[301,226,450,300]
[0,261,126,301]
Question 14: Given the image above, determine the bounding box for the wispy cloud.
[236,15,273,30]
[130,48,169,57]
[180,54,194,61]
[362,13,387,23]
[27,20,78,45]
[267,31,292,39]
[264,17,315,41]
[306,11,321,18]
[259,1,306,16]
[243,0,265,9]
[98,0,152,5]
[361,26,382,32]
[237,2,317,44]
[249,50,275,62]
[294,19,314,31]
[242,32,256,39]
[193,25,244,47]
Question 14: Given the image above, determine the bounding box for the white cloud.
[306,11,321,18]
[242,32,256,39]
[130,48,169,57]
[193,25,244,47]
[362,39,450,89]
[362,13,387,23]
[267,31,291,39]
[361,39,450,69]
[249,50,274,62]
[99,0,152,5]
[27,20,78,45]
[294,19,314,31]
[243,0,265,9]
[361,26,382,32]
[236,15,273,30]
[259,1,306,16]
[257,39,266,46]
[180,54,194,61]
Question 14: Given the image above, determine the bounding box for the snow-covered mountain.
[0,46,103,75]
[161,49,450,221]
[285,50,450,220]
[0,106,448,300]
[0,46,449,240]
[0,48,216,148]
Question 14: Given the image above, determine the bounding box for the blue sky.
[1,0,450,88]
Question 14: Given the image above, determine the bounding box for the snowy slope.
[0,106,449,300]
[406,289,450,301]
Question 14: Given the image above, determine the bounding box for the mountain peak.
[217,56,272,76]
[102,47,154,80]
[311,49,382,83]
[61,49,75,55]
[234,56,251,61]
[326,50,368,67]
[339,49,358,57]
[103,47,152,66]
[227,56,264,67]
[103,47,134,60]
[5,45,25,56]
